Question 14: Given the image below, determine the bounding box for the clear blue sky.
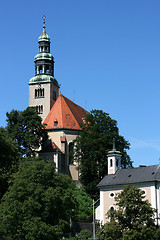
[1,0,160,167]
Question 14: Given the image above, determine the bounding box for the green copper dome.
[38,30,50,42]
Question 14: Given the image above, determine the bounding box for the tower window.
[45,66,50,74]
[39,66,43,74]
[69,142,74,165]
[36,105,43,114]
[35,88,44,98]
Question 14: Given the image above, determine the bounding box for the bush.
[77,229,92,239]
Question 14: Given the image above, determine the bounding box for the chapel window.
[110,159,113,167]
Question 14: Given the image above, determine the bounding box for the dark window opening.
[110,159,113,167]
[54,120,58,126]
[35,88,44,98]
[110,193,115,198]
[45,66,50,74]
[36,105,43,114]
[39,66,43,74]
[110,206,114,211]
[69,142,74,165]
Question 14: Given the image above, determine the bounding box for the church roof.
[97,165,160,188]
[44,94,88,130]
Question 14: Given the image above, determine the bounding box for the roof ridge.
[63,96,82,128]
[60,94,87,112]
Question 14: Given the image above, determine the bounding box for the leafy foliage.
[97,185,159,240]
[74,187,92,221]
[74,109,132,199]
[0,158,77,240]
[6,107,48,157]
[0,127,19,199]
[77,229,92,239]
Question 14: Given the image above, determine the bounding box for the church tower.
[29,16,59,122]
[107,139,121,174]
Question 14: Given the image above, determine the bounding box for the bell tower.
[107,139,121,174]
[29,16,59,122]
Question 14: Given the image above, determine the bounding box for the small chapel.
[96,143,160,226]
[29,17,88,182]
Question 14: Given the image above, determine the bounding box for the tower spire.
[43,15,46,32]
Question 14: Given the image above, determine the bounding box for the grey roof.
[97,165,160,188]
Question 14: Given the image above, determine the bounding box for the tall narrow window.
[69,142,74,165]
[110,159,113,167]
[39,66,43,74]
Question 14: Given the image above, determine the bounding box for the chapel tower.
[107,139,121,174]
[29,16,59,122]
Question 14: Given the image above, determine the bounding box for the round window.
[109,192,115,198]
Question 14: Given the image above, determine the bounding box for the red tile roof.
[44,94,88,130]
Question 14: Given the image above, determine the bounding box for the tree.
[0,158,79,240]
[97,185,158,240]
[74,109,132,199]
[0,127,19,199]
[77,229,92,239]
[74,187,92,222]
[6,107,48,157]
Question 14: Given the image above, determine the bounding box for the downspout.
[155,180,158,226]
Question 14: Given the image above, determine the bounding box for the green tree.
[97,185,158,240]
[6,107,48,157]
[0,127,19,199]
[0,158,78,240]
[77,229,92,239]
[74,109,132,199]
[74,187,92,222]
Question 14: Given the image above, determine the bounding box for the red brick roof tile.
[44,94,88,130]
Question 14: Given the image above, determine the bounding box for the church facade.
[29,17,87,181]
[97,146,160,225]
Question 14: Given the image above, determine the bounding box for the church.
[29,18,160,226]
[29,17,88,181]
[97,144,160,225]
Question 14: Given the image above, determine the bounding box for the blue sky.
[1,0,160,167]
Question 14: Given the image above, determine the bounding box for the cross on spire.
[43,15,46,30]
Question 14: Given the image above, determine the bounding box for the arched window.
[39,66,43,74]
[35,88,44,98]
[36,105,43,114]
[45,66,50,74]
[69,142,74,165]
